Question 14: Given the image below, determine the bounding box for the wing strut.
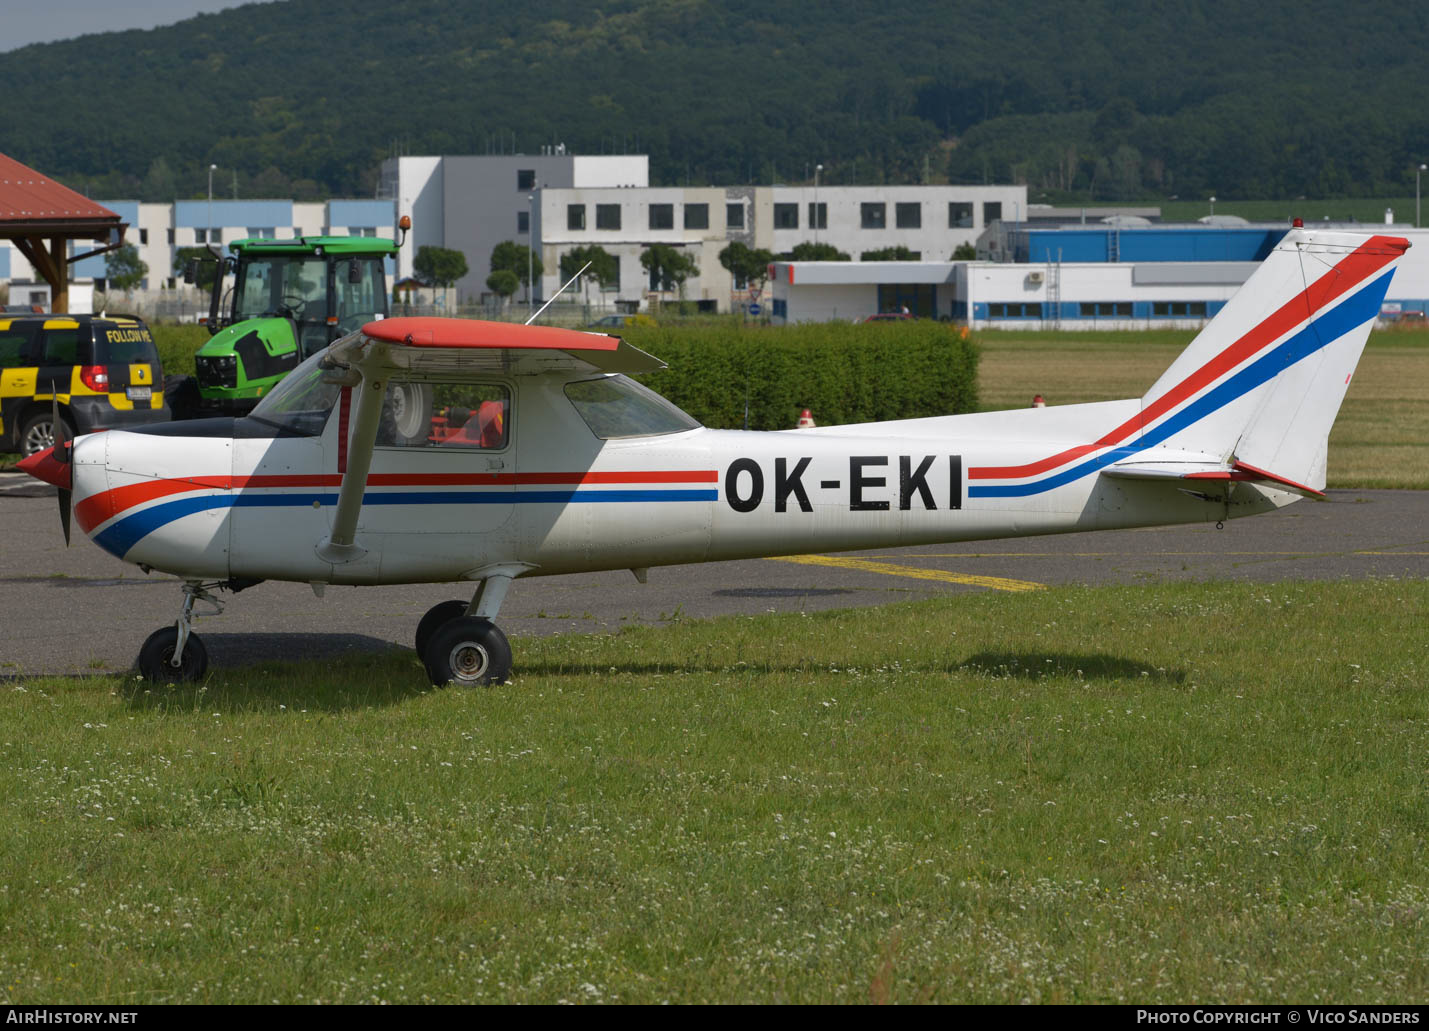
[315,355,389,563]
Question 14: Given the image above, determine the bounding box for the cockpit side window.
[564,375,701,439]
[373,379,512,450]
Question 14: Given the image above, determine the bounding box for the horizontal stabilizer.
[1102,455,1326,499]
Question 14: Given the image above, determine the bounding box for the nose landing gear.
[136,580,253,683]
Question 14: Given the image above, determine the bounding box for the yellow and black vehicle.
[0,314,169,457]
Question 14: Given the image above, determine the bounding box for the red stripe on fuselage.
[74,469,720,534]
[968,236,1406,482]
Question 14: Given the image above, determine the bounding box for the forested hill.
[2,0,1426,202]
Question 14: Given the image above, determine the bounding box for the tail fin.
[1135,230,1407,491]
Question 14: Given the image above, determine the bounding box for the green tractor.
[169,220,408,418]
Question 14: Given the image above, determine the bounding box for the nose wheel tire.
[137,627,209,683]
[415,599,471,656]
[423,617,511,687]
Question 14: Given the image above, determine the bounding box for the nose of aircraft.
[17,444,73,491]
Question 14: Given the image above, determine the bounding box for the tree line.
[6,0,1423,205]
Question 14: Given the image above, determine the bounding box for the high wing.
[316,318,665,566]
[328,316,665,376]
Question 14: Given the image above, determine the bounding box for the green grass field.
[1154,197,1423,225]
[2,580,1426,1004]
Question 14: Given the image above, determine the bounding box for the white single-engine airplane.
[19,228,1408,685]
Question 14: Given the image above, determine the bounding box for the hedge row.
[619,321,979,431]
[151,324,210,378]
[150,320,982,433]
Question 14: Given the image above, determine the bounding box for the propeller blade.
[59,487,72,546]
[51,398,71,463]
[52,398,71,544]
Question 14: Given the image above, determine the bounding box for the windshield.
[233,256,329,323]
[564,375,701,439]
[247,349,341,436]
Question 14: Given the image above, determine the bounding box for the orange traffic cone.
[797,408,816,428]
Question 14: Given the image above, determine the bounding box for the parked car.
[588,314,637,329]
[0,313,170,456]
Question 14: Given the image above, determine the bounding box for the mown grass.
[978,328,1429,489]
[2,579,1425,1004]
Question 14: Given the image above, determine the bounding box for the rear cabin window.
[564,375,700,439]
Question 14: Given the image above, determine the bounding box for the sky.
[1,0,256,52]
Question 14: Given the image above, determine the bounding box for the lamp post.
[1418,164,1426,228]
[1209,195,1216,217]
[527,192,535,317]
[206,164,217,247]
[814,163,823,245]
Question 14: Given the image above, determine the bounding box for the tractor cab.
[171,226,406,419]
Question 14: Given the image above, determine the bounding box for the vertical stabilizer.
[1135,230,1406,489]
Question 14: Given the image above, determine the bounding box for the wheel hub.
[450,642,490,680]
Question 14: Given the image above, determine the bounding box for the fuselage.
[67,367,1290,588]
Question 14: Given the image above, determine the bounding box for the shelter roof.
[0,151,123,238]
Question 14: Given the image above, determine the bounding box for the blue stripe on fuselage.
[92,488,719,560]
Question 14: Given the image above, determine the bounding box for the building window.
[517,211,530,234]
[684,203,709,230]
[726,203,745,229]
[246,227,277,239]
[949,202,973,228]
[878,283,938,318]
[195,228,207,244]
[596,204,621,230]
[605,256,620,291]
[895,202,921,229]
[987,302,1039,318]
[649,204,674,230]
[567,204,586,230]
[517,169,535,191]
[807,202,827,230]
[166,228,174,245]
[1153,301,1208,317]
[983,202,1003,225]
[211,228,222,245]
[1079,302,1133,317]
[138,228,148,245]
[774,203,799,229]
[861,203,886,229]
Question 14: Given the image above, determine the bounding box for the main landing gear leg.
[421,574,515,687]
[137,581,224,683]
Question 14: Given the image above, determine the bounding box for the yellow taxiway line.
[767,554,1045,593]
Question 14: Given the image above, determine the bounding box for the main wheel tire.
[415,599,470,656]
[423,617,511,687]
[137,626,209,683]
[20,410,75,457]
